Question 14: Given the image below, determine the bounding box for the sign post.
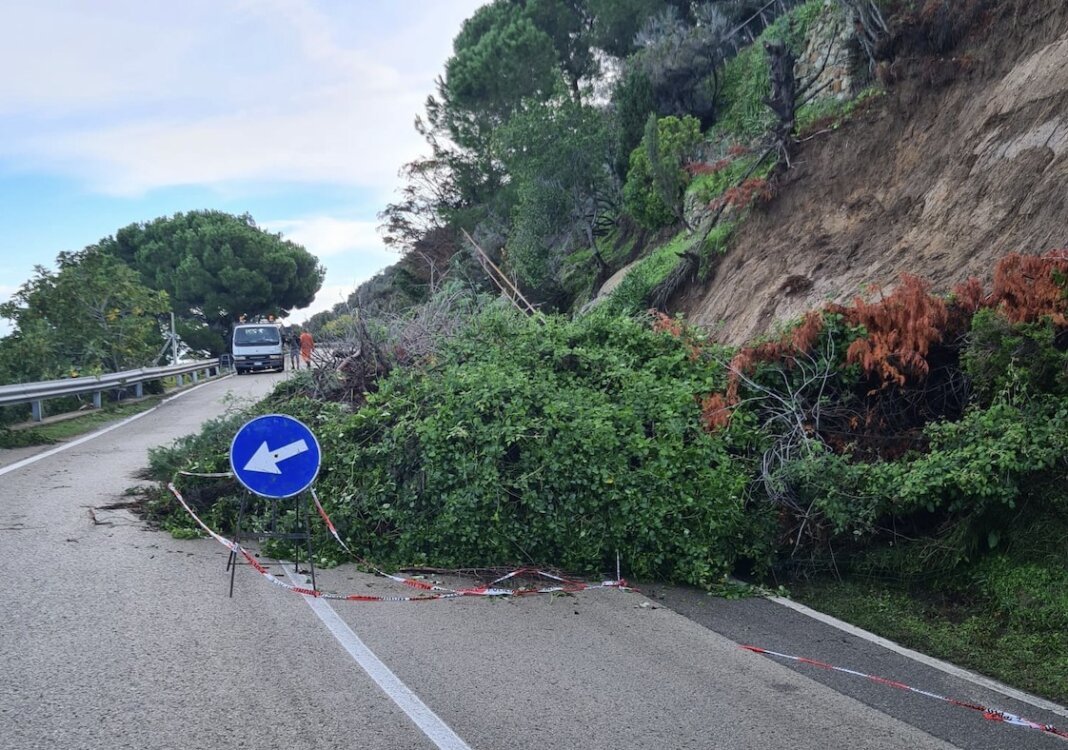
[227,414,322,595]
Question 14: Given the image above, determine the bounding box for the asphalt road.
[0,372,1063,749]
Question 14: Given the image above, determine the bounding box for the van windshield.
[234,326,280,346]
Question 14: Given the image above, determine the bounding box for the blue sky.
[0,0,485,336]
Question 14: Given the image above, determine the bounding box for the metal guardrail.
[0,359,227,422]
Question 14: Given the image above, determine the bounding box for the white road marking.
[0,379,219,478]
[283,567,474,750]
[769,594,1068,718]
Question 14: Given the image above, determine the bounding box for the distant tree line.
[0,210,323,385]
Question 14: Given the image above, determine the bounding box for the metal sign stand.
[225,491,317,597]
[227,414,323,598]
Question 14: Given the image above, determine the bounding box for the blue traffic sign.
[230,414,321,498]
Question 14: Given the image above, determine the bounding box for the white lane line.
[282,568,473,750]
[769,594,1068,718]
[0,378,224,478]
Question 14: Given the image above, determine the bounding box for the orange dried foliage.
[790,310,825,352]
[951,276,988,314]
[710,177,775,212]
[700,392,732,431]
[651,310,682,336]
[951,250,1068,324]
[727,143,750,157]
[989,249,1068,325]
[842,274,948,388]
[687,159,733,176]
[712,311,830,417]
[675,251,1068,435]
[650,310,701,361]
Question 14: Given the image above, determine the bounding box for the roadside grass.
[793,577,1068,706]
[0,397,163,448]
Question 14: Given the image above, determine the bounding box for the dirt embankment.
[676,0,1068,345]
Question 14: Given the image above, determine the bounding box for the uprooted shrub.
[153,307,774,587]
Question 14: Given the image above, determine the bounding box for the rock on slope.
[676,0,1068,345]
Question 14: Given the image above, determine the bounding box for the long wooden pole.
[461,229,539,316]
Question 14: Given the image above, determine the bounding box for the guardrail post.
[176,374,184,386]
[134,383,143,398]
[31,400,43,422]
[192,370,199,384]
[93,391,102,409]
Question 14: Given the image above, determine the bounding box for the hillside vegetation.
[154,0,1068,702]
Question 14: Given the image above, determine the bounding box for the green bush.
[623,115,703,230]
[878,399,1068,519]
[297,309,767,586]
[961,308,1068,405]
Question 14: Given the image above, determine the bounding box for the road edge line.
[282,567,473,750]
[767,594,1068,719]
[0,377,226,478]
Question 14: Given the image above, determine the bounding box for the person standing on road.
[299,329,314,369]
[288,332,300,370]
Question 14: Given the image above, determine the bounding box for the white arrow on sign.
[243,439,309,474]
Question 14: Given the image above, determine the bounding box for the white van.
[231,323,284,374]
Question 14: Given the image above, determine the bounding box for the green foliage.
[523,0,599,95]
[626,3,729,129]
[761,394,1068,558]
[961,309,1068,405]
[587,0,681,58]
[507,181,573,296]
[0,247,170,382]
[603,233,695,315]
[882,399,1068,518]
[494,98,619,299]
[977,556,1068,631]
[612,67,657,179]
[100,210,323,355]
[146,405,295,539]
[687,158,760,205]
[444,2,563,148]
[164,310,770,586]
[623,115,703,230]
[701,220,735,257]
[795,86,885,135]
[714,0,822,139]
[148,409,255,480]
[0,427,55,448]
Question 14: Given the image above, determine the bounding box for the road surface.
[1,373,1064,749]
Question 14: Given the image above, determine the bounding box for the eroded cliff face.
[676,0,1068,345]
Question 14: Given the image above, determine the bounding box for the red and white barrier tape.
[742,645,1068,742]
[168,473,628,601]
[308,488,611,596]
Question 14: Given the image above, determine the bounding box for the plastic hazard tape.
[168,474,629,602]
[742,645,1068,742]
[308,487,613,596]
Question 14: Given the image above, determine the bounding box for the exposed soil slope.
[676,0,1068,345]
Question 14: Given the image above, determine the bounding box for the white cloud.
[287,282,355,325]
[29,95,427,195]
[263,216,383,258]
[0,0,485,195]
[264,214,400,322]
